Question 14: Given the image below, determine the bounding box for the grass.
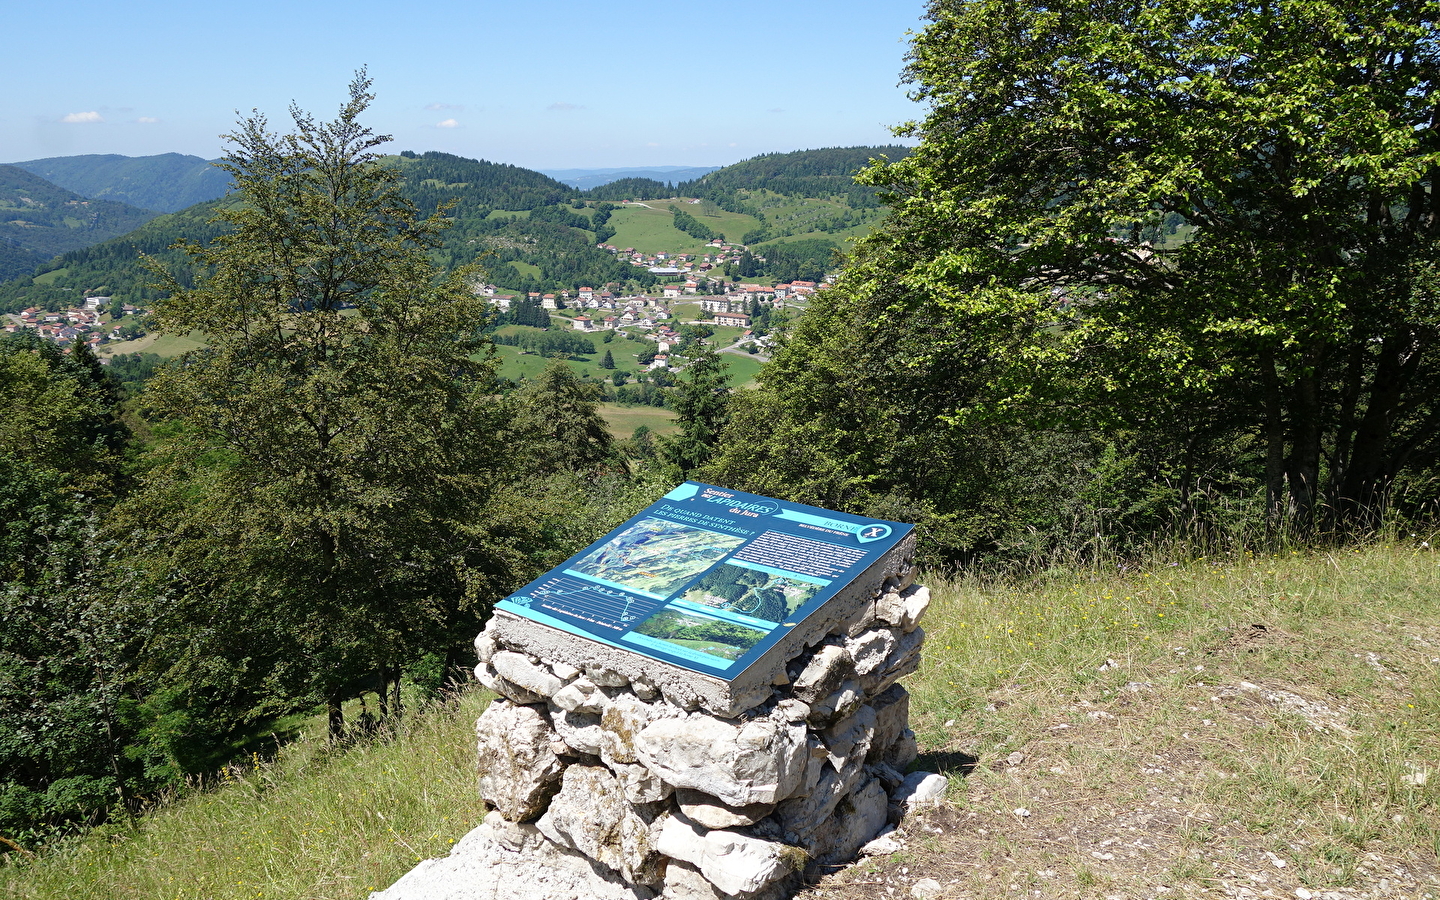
[817,542,1440,898]
[605,206,762,254]
[98,331,206,359]
[7,543,1438,899]
[1,691,492,900]
[596,403,676,439]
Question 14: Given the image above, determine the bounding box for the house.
[572,316,593,332]
[662,285,683,299]
[649,355,669,370]
[578,287,594,301]
[715,312,751,328]
[489,295,513,311]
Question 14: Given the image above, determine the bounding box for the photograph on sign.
[497,482,913,681]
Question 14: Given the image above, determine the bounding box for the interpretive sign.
[497,482,913,681]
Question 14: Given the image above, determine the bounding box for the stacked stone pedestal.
[378,553,936,900]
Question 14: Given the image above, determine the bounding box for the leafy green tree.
[903,0,1440,530]
[721,0,1440,544]
[139,72,518,738]
[663,327,731,475]
[517,359,617,475]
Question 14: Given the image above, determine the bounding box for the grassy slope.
[11,545,1436,899]
[604,205,761,254]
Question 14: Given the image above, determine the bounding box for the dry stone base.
[378,564,938,900]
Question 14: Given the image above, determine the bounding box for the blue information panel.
[497,482,913,682]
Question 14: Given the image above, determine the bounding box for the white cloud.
[136,116,160,124]
[436,118,459,128]
[547,102,583,112]
[61,111,103,124]
[426,103,463,111]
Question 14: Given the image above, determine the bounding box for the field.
[5,543,1439,899]
[596,403,675,439]
[98,330,206,358]
[604,205,762,254]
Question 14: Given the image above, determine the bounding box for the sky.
[1,0,929,171]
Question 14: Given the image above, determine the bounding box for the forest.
[3,0,1440,866]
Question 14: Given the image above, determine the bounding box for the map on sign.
[497,482,913,681]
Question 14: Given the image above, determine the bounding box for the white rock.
[612,761,673,804]
[474,631,499,664]
[550,661,581,682]
[806,777,890,864]
[874,591,907,627]
[894,771,947,812]
[807,679,865,727]
[631,673,659,700]
[600,693,661,766]
[846,627,898,676]
[775,698,810,723]
[551,677,607,715]
[867,685,911,763]
[655,814,798,897]
[492,651,564,699]
[535,765,665,885]
[475,701,565,822]
[776,752,868,841]
[822,704,876,773]
[791,645,853,705]
[911,877,943,899]
[550,707,606,756]
[477,810,545,853]
[586,666,630,688]
[899,585,931,632]
[371,823,655,900]
[860,833,904,856]
[675,788,775,829]
[635,715,807,807]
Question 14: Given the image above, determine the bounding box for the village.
[2,295,143,349]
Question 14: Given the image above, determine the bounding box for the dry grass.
[806,544,1440,900]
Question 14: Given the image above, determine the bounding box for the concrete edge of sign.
[489,532,917,718]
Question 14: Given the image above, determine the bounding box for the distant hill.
[540,166,719,191]
[9,153,230,213]
[0,146,907,311]
[678,146,911,205]
[0,165,160,280]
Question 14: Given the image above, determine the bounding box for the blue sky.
[1,0,928,170]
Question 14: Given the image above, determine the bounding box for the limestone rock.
[635,715,807,807]
[631,673,660,700]
[475,662,549,706]
[477,810,546,853]
[893,771,947,811]
[806,777,889,864]
[874,591,907,628]
[884,728,919,770]
[475,701,565,822]
[536,765,665,885]
[371,821,657,900]
[655,814,799,897]
[474,631,499,664]
[899,585,931,633]
[846,627,898,676]
[806,679,864,728]
[675,789,774,829]
[600,693,659,766]
[493,651,564,699]
[551,677,608,715]
[863,627,925,694]
[775,750,868,842]
[586,665,631,688]
[791,645,853,705]
[895,566,919,592]
[821,704,876,773]
[550,661,581,682]
[550,706,606,756]
[613,761,674,805]
[866,685,911,763]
